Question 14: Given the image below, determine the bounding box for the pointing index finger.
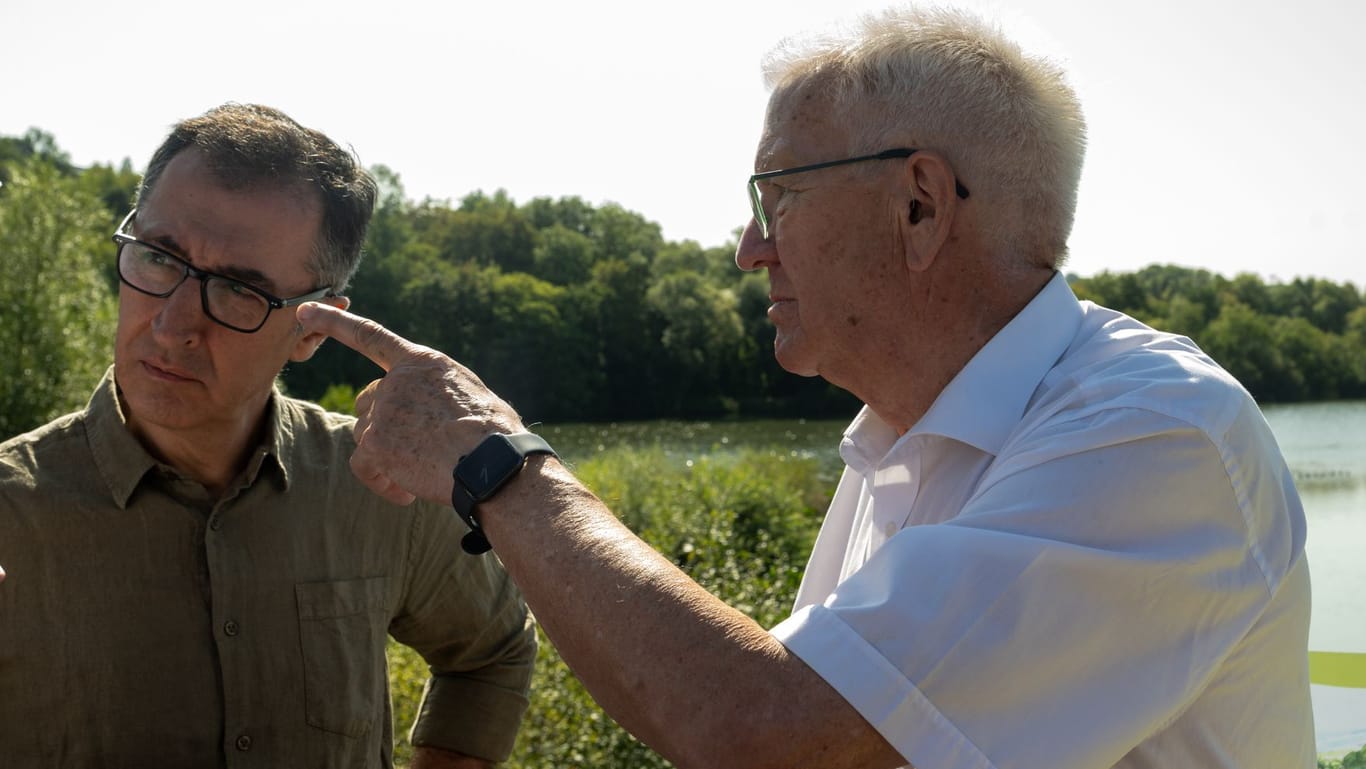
[297,302,413,373]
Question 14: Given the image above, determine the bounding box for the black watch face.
[456,434,525,500]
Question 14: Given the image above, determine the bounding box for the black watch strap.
[451,432,556,554]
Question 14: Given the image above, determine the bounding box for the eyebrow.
[144,232,280,294]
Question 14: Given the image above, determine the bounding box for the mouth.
[766,296,797,325]
[141,359,198,383]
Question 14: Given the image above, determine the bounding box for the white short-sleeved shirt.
[770,273,1315,769]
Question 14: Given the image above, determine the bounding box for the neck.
[836,265,1054,435]
[122,397,270,498]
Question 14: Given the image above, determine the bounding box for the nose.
[735,218,777,272]
[151,278,211,345]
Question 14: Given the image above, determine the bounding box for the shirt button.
[235,734,252,751]
[883,522,898,538]
[224,620,240,637]
[209,517,222,531]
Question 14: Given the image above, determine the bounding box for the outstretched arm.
[296,303,904,769]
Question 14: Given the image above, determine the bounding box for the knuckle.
[354,318,387,348]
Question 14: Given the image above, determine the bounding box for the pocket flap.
[295,576,390,621]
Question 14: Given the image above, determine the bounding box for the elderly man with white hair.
[300,6,1315,768]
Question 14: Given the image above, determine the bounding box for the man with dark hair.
[0,103,536,768]
[296,7,1312,769]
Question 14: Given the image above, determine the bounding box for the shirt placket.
[204,495,261,767]
[862,440,924,565]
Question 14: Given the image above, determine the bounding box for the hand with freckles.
[297,303,528,507]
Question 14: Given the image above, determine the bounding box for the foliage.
[16,127,1366,437]
[0,158,117,436]
[318,188,1366,413]
[386,446,829,768]
[279,182,855,422]
[5,127,1366,439]
[317,383,359,415]
[1320,745,1366,769]
[0,128,76,183]
[1070,264,1366,403]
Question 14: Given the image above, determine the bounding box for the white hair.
[762,5,1087,268]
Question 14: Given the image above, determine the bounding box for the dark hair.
[135,103,378,292]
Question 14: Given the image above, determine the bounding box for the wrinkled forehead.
[134,148,324,288]
[755,81,856,168]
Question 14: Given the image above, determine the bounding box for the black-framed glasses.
[112,209,333,334]
[747,147,970,240]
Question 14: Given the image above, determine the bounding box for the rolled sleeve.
[411,661,537,760]
[774,604,995,769]
[392,502,538,761]
[772,411,1295,769]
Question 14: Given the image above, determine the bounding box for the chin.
[115,361,201,428]
[773,338,821,378]
[121,386,206,432]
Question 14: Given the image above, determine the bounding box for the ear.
[897,151,961,273]
[288,295,351,362]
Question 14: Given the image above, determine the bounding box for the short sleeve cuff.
[410,675,531,762]
[771,604,994,769]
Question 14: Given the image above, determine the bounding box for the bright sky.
[5,0,1364,287]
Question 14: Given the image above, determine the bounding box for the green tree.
[0,159,117,437]
[1227,272,1275,315]
[1159,294,1210,339]
[1071,270,1151,320]
[588,254,665,418]
[1269,316,1353,401]
[0,128,76,184]
[1344,306,1366,394]
[588,203,663,264]
[523,195,596,235]
[1200,300,1284,401]
[1303,277,1360,334]
[443,190,538,273]
[76,158,141,230]
[531,223,598,285]
[646,272,747,414]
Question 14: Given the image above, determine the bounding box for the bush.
[0,159,116,436]
[1321,745,1366,769]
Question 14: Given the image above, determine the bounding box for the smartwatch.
[451,432,557,554]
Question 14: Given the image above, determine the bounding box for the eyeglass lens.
[118,241,271,331]
[748,181,770,239]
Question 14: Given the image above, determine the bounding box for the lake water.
[542,400,1366,753]
[1262,401,1366,753]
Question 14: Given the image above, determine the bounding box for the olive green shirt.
[0,371,536,768]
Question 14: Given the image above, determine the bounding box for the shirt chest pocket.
[295,577,392,738]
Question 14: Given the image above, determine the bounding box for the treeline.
[285,169,856,422]
[2,128,1364,437]
[1070,267,1366,402]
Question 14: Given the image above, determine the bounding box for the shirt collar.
[909,271,1082,455]
[86,368,158,509]
[85,368,292,508]
[259,389,295,490]
[838,406,900,474]
[840,272,1082,470]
